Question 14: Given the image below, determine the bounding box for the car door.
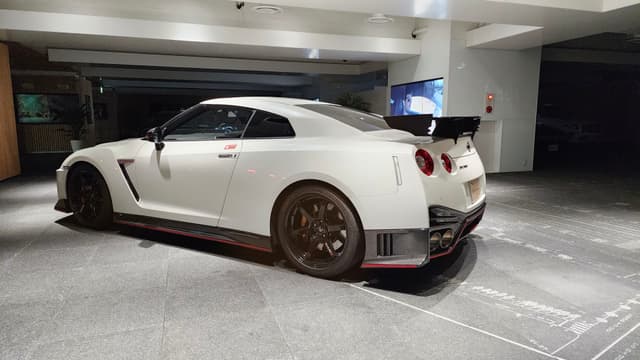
[128,104,253,227]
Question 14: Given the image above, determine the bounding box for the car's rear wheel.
[275,185,363,279]
[67,163,113,229]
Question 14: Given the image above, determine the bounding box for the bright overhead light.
[306,48,320,59]
[252,5,283,15]
[367,13,394,24]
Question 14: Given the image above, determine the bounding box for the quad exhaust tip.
[430,229,455,250]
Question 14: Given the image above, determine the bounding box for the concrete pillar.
[388,20,453,116]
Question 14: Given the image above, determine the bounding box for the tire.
[275,184,363,279]
[67,163,113,229]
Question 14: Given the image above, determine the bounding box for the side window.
[164,106,254,141]
[243,111,295,138]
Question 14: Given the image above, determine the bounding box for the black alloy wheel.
[67,164,113,229]
[276,185,363,279]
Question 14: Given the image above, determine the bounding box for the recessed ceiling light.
[306,48,320,59]
[252,5,283,15]
[367,13,393,24]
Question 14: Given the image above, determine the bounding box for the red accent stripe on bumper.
[114,220,272,253]
[429,238,463,260]
[361,263,419,269]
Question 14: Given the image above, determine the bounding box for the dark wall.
[115,89,281,139]
[535,61,640,170]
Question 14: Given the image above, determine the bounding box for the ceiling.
[1,0,640,71]
[548,32,640,53]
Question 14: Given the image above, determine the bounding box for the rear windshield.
[298,104,390,132]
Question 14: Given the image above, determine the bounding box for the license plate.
[468,177,482,203]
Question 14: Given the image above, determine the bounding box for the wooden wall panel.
[0,43,21,180]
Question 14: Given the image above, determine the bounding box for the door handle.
[218,154,237,159]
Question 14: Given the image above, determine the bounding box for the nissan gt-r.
[55,97,486,278]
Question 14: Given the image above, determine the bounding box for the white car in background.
[55,97,486,278]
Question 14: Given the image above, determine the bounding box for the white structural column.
[449,24,541,173]
[388,20,454,115]
[388,21,542,173]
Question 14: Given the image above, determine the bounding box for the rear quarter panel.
[219,137,430,236]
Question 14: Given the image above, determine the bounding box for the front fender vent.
[118,162,140,201]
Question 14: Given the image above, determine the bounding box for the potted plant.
[66,103,90,152]
[335,92,371,112]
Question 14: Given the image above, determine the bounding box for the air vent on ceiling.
[252,5,283,15]
[367,13,393,24]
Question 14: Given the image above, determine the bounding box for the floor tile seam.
[25,323,162,351]
[484,205,639,240]
[158,254,170,357]
[476,219,640,266]
[496,192,640,233]
[249,267,297,360]
[490,199,640,239]
[1,224,51,274]
[474,227,640,275]
[349,284,567,360]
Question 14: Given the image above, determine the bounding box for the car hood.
[94,138,142,149]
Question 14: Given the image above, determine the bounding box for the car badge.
[224,144,237,150]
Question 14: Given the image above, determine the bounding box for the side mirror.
[155,137,165,151]
[145,127,165,151]
[144,127,157,142]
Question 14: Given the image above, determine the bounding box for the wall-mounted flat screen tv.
[390,77,444,117]
[15,94,79,124]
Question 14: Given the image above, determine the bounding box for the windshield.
[298,104,390,132]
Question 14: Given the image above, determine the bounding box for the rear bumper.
[360,202,485,268]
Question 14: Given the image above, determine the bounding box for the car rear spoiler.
[383,115,480,144]
[432,116,480,144]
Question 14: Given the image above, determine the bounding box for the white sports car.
[55,97,486,278]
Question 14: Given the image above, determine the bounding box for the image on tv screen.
[390,78,443,117]
[15,94,79,124]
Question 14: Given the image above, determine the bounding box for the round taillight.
[441,153,453,173]
[415,149,434,176]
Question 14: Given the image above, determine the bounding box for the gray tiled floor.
[1,173,639,360]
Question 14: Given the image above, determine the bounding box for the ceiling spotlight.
[367,13,393,24]
[306,48,320,59]
[252,5,283,15]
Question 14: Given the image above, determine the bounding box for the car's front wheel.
[275,185,363,279]
[67,163,113,229]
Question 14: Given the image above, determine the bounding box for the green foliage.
[335,93,371,112]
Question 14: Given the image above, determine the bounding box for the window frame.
[240,109,296,140]
[160,104,257,142]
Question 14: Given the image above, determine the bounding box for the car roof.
[199,97,364,137]
[201,97,331,107]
